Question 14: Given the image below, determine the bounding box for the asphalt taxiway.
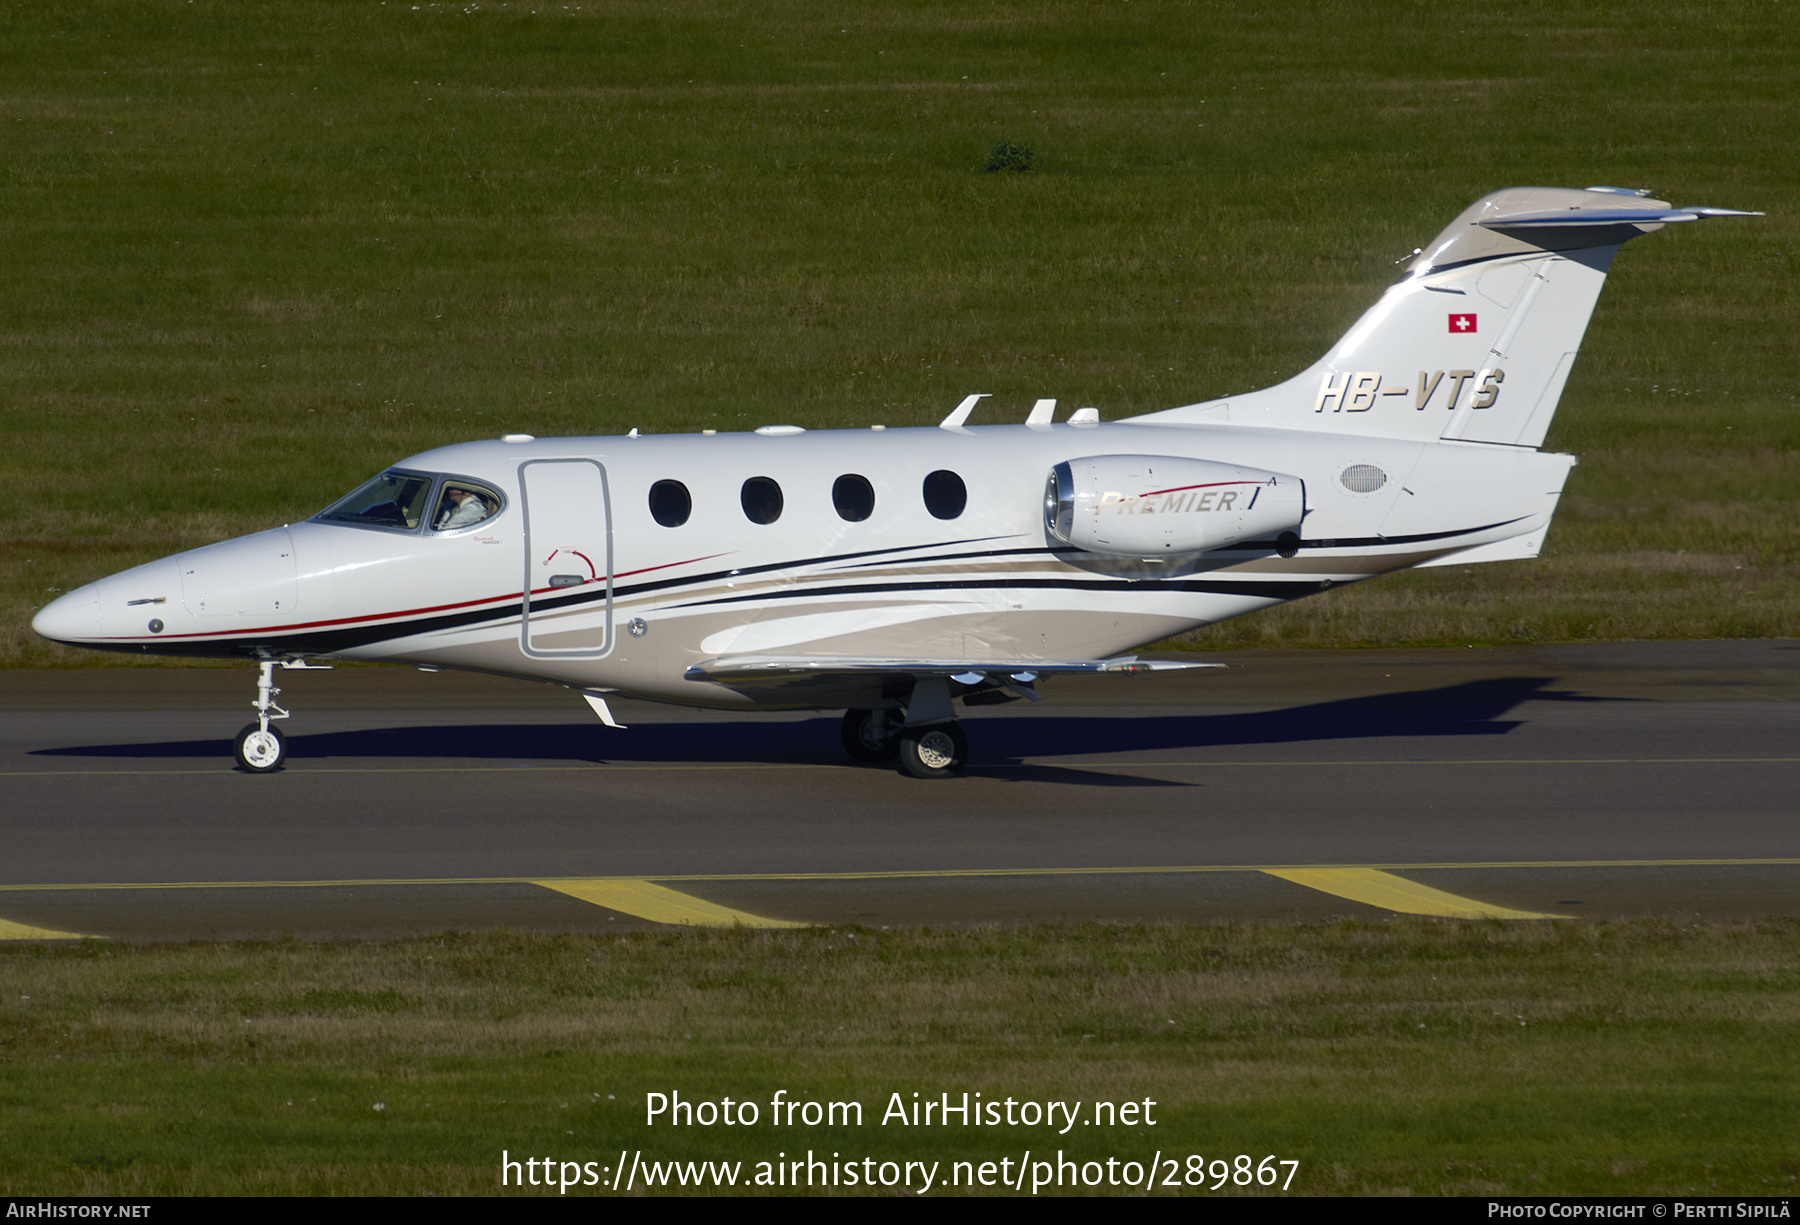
[2,640,1796,939]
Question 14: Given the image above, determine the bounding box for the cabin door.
[518,458,614,658]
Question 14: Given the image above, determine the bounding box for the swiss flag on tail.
[1449,313,1477,333]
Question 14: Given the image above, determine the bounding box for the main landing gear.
[843,677,974,779]
[843,709,969,778]
[840,708,902,762]
[896,722,968,780]
[233,659,331,773]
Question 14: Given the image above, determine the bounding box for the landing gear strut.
[234,659,331,773]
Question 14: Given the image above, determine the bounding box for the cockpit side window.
[432,480,502,532]
[315,471,435,531]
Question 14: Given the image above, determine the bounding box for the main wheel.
[897,722,968,779]
[840,709,901,762]
[234,723,286,773]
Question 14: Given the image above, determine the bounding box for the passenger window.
[741,476,784,525]
[922,469,967,520]
[832,474,875,522]
[432,481,500,531]
[649,480,692,527]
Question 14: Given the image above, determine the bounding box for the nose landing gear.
[234,659,331,773]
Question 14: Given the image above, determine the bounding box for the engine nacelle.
[1045,455,1306,557]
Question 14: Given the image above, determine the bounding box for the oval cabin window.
[741,476,784,525]
[832,474,875,522]
[922,469,967,520]
[648,480,692,527]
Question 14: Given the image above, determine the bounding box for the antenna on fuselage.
[938,393,990,430]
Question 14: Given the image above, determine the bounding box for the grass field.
[3,0,1798,663]
[3,921,1797,1197]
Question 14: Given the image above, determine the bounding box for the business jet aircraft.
[33,187,1756,777]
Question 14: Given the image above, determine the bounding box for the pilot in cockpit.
[434,485,491,530]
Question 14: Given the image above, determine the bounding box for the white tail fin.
[1135,187,1758,446]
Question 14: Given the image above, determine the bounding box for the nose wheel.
[234,723,287,772]
[898,722,968,779]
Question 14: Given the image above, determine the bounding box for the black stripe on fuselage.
[668,575,1328,611]
[57,536,1013,658]
[827,518,1525,573]
[72,519,1516,658]
[1234,517,1528,552]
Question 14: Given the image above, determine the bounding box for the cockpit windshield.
[314,471,434,530]
[314,470,506,533]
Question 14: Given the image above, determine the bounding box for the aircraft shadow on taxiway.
[36,677,1625,781]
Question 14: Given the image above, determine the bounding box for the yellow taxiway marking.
[533,879,805,929]
[0,916,91,940]
[2,858,1797,892]
[1262,868,1563,920]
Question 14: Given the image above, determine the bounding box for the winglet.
[939,393,990,429]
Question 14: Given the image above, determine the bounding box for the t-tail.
[1135,186,1759,445]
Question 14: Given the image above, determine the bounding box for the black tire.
[841,709,901,762]
[234,723,286,773]
[897,722,967,779]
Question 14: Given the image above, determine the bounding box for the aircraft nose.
[31,584,101,645]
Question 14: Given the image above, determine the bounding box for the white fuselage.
[32,416,1570,710]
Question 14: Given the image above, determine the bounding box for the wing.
[684,654,1220,685]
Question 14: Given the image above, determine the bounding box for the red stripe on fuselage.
[87,551,730,643]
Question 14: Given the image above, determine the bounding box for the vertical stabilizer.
[1134,187,1758,446]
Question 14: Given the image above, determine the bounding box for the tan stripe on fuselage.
[530,546,1455,625]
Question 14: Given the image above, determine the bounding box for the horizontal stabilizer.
[1478,206,1761,229]
[685,654,1221,684]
